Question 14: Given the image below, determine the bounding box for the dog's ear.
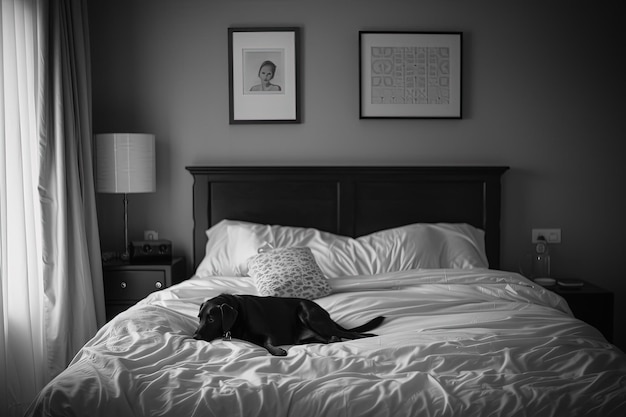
[219,303,238,332]
[198,300,208,318]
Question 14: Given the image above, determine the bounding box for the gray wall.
[89,0,626,350]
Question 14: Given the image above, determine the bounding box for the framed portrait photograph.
[359,31,462,119]
[229,27,301,124]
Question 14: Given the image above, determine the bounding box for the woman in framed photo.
[249,60,282,92]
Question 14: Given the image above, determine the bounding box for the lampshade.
[95,133,156,193]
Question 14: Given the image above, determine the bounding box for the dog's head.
[192,294,238,342]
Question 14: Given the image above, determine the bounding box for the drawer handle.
[120,281,127,289]
[155,281,163,289]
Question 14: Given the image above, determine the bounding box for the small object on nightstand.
[557,278,584,288]
[144,230,159,240]
[534,277,556,286]
[129,239,172,263]
[531,237,551,279]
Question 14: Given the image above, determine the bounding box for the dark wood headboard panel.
[186,166,509,270]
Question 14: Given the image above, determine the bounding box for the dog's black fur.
[193,293,385,356]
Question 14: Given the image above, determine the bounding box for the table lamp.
[95,133,156,259]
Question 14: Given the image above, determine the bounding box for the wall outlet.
[532,228,561,243]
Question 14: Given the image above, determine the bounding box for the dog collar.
[223,330,232,341]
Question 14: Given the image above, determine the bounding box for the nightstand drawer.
[102,257,186,322]
[104,270,166,301]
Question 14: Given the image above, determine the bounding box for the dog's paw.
[276,348,287,356]
[265,343,288,356]
[269,347,287,356]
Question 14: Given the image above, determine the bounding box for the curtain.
[1,1,47,414]
[1,1,105,415]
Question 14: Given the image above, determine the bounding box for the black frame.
[359,31,463,119]
[228,27,301,124]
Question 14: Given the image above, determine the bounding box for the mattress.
[25,268,626,416]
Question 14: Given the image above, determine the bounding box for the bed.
[26,166,626,416]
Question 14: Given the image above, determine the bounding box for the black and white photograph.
[2,1,624,417]
[244,50,285,94]
[229,27,300,123]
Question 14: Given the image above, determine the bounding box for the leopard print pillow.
[247,246,332,299]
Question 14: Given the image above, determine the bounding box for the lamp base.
[122,193,130,261]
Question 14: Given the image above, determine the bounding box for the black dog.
[193,293,384,356]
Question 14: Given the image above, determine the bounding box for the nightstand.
[103,257,186,321]
[550,279,614,342]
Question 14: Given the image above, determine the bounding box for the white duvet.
[25,269,626,416]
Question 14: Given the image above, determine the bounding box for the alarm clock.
[129,239,172,263]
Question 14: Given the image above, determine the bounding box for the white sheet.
[25,269,626,416]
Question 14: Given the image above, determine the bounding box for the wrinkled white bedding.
[25,269,626,416]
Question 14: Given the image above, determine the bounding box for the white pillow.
[247,246,332,299]
[194,219,338,277]
[194,220,266,277]
[195,219,488,278]
[348,223,488,275]
[268,222,489,275]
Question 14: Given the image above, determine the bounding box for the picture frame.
[228,27,301,124]
[359,31,462,119]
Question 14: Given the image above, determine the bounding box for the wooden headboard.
[186,166,509,270]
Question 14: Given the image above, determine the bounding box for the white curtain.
[0,1,105,416]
